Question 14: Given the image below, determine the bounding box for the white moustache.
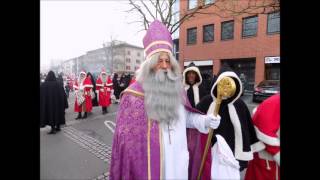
[155,69,180,82]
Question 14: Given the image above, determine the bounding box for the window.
[188,0,197,10]
[126,58,131,63]
[187,27,197,44]
[203,24,214,42]
[136,60,141,64]
[137,52,141,57]
[221,20,234,40]
[267,11,280,34]
[204,0,215,5]
[242,16,258,37]
[127,51,131,55]
[126,66,131,70]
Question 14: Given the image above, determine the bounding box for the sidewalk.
[41,93,119,180]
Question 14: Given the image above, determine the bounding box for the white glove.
[100,88,104,92]
[205,114,221,129]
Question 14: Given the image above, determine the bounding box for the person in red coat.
[96,69,113,114]
[245,94,280,180]
[73,70,93,119]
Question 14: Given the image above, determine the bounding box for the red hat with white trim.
[101,68,107,75]
[79,70,86,75]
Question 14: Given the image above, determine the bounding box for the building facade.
[60,41,144,77]
[179,0,280,91]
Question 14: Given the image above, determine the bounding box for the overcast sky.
[41,0,147,69]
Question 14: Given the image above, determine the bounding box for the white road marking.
[104,120,115,133]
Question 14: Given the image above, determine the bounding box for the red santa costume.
[96,69,113,114]
[245,94,280,180]
[73,70,93,114]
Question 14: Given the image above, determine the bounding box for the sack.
[90,90,95,99]
[77,92,85,106]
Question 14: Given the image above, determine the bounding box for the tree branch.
[128,0,150,30]
[140,0,156,21]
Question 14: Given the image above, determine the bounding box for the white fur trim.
[252,106,258,115]
[83,84,93,88]
[96,84,103,87]
[184,84,200,105]
[228,104,253,160]
[210,71,243,104]
[182,66,203,86]
[106,83,113,86]
[146,49,173,60]
[251,141,266,152]
[254,126,280,146]
[273,152,280,166]
[207,102,253,161]
[193,85,200,105]
[144,40,173,54]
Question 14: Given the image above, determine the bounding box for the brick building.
[179,0,280,91]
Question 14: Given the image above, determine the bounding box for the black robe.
[40,72,68,128]
[113,74,121,100]
[87,73,99,106]
[196,70,259,171]
[186,84,208,108]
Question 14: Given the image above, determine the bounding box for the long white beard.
[143,69,182,125]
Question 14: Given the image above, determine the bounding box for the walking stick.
[197,76,237,180]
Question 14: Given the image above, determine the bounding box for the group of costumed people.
[109,20,280,180]
[73,69,113,119]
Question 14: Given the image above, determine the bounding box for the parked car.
[252,80,280,102]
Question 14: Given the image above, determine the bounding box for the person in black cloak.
[112,73,120,102]
[40,71,68,134]
[182,62,208,108]
[57,73,64,87]
[86,72,99,107]
[195,64,262,174]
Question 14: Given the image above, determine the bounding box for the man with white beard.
[109,20,220,179]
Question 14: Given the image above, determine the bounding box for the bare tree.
[103,35,117,74]
[127,0,279,34]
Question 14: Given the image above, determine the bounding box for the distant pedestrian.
[40,71,68,134]
[73,70,93,119]
[65,82,70,98]
[113,73,121,103]
[96,68,113,114]
[87,72,99,107]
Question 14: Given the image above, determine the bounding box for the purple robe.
[109,82,208,180]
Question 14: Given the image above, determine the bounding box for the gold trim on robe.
[147,119,151,180]
[159,123,163,179]
[121,88,145,98]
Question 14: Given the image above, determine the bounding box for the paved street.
[40,92,259,180]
